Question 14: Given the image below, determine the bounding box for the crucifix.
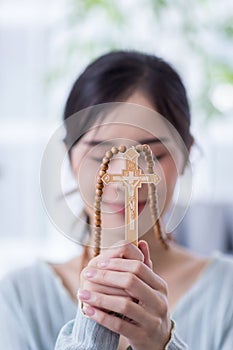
[101,147,160,246]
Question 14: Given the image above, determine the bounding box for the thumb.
[138,240,153,269]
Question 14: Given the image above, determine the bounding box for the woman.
[1,51,233,350]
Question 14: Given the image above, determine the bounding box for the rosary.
[93,144,170,256]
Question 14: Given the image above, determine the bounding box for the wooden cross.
[102,147,160,245]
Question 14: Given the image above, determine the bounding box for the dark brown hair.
[63,50,193,150]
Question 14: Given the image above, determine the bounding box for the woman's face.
[70,92,181,247]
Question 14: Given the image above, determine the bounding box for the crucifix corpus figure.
[102,147,160,246]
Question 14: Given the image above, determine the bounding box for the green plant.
[47,0,233,123]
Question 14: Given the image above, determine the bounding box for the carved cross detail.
[102,147,160,245]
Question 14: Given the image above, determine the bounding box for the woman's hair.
[63,50,193,150]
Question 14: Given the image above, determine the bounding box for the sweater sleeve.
[55,307,189,350]
[164,320,188,350]
[55,304,120,350]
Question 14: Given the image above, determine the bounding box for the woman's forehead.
[66,102,176,148]
[82,123,166,143]
[80,113,172,146]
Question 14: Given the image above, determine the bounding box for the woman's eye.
[90,153,167,163]
[90,156,103,162]
[153,153,166,161]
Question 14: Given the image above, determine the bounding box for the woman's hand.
[78,240,172,350]
[79,240,148,299]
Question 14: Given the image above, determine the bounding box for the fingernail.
[83,305,95,316]
[78,289,91,300]
[98,260,109,268]
[84,269,96,278]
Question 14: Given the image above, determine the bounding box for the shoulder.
[0,260,49,284]
[0,260,57,307]
[202,252,233,315]
[0,259,77,313]
[200,251,233,297]
[175,251,233,315]
[210,251,233,283]
[172,252,233,346]
[0,261,77,349]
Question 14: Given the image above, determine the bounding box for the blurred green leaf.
[149,0,168,11]
[47,0,233,124]
[221,18,233,38]
[68,0,125,24]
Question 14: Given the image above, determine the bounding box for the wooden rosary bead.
[142,144,150,152]
[146,152,153,159]
[148,190,154,197]
[111,146,119,154]
[148,167,154,173]
[149,196,155,204]
[95,219,101,227]
[93,249,100,257]
[102,157,110,164]
[148,187,155,196]
[94,202,101,210]
[105,150,113,158]
[96,176,103,184]
[150,206,156,213]
[149,191,156,199]
[147,164,154,171]
[100,164,108,171]
[96,189,103,196]
[146,154,153,161]
[99,170,106,177]
[95,194,101,202]
[118,145,126,153]
[145,151,153,158]
[150,190,170,249]
[136,144,143,152]
[148,186,155,193]
[94,245,100,252]
[96,183,103,190]
[94,209,100,215]
[94,244,101,251]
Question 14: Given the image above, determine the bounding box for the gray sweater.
[0,251,233,349]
